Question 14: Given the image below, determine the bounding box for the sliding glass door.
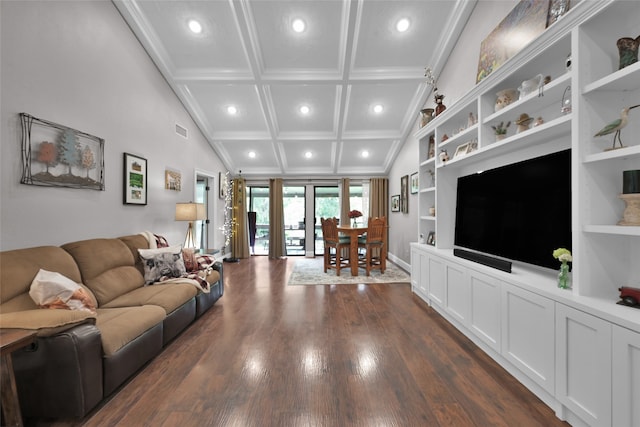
[283,186,306,256]
[314,186,340,255]
[246,186,269,255]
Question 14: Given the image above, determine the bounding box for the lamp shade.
[175,202,206,221]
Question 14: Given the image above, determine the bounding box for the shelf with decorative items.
[574,0,640,303]
[412,2,640,426]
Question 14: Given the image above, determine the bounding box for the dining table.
[336,224,368,276]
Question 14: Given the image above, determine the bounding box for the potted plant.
[491,121,510,140]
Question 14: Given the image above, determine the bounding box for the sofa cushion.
[62,239,145,306]
[118,234,149,276]
[0,309,96,337]
[95,306,165,356]
[1,246,83,305]
[102,283,197,314]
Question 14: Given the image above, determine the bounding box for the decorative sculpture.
[594,105,640,150]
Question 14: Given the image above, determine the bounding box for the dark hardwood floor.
[35,256,568,427]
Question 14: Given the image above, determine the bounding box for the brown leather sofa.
[0,234,223,420]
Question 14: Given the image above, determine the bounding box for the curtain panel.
[340,178,350,225]
[232,178,250,259]
[269,178,286,259]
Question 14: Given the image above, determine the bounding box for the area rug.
[287,257,410,286]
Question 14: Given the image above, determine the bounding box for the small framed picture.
[123,153,147,205]
[400,175,409,213]
[427,231,436,246]
[454,142,470,158]
[165,168,181,191]
[410,172,419,194]
[427,135,435,159]
[391,195,400,212]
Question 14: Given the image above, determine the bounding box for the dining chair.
[321,217,351,275]
[357,216,386,276]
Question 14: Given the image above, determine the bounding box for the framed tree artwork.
[123,153,147,205]
[20,113,105,190]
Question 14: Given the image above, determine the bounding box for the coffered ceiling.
[114,0,476,178]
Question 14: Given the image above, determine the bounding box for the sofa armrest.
[212,261,223,296]
[0,309,96,337]
[12,323,103,418]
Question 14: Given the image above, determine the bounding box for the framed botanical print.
[123,153,147,205]
[391,195,400,212]
[410,172,419,194]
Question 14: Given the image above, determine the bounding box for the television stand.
[453,248,512,273]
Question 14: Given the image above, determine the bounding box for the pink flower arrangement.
[348,210,362,219]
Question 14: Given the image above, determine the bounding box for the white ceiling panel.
[269,84,339,137]
[114,0,476,178]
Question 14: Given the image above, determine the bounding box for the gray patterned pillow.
[138,245,186,284]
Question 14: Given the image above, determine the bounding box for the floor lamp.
[175,202,206,249]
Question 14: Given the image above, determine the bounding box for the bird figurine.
[594,105,640,150]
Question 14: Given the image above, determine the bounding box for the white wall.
[388,0,517,264]
[0,1,227,251]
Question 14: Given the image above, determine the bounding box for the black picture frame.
[391,195,400,212]
[427,231,436,246]
[400,175,409,213]
[410,172,419,194]
[123,153,147,205]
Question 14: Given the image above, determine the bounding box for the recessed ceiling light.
[248,151,256,158]
[299,105,310,115]
[227,105,238,115]
[373,104,384,114]
[361,150,370,158]
[396,18,410,33]
[292,18,306,33]
[188,19,202,34]
[304,151,313,159]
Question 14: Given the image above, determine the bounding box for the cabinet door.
[556,304,612,427]
[469,271,501,353]
[428,256,445,308]
[501,285,554,394]
[410,248,428,299]
[445,261,469,325]
[612,326,640,427]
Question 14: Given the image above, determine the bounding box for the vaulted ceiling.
[114,0,476,178]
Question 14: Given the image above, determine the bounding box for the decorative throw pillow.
[182,248,198,272]
[138,245,186,284]
[29,269,97,314]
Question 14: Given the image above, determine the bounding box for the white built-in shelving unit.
[411,1,640,426]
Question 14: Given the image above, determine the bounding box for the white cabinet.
[410,245,429,299]
[612,325,640,427]
[444,261,469,325]
[556,304,612,427]
[469,270,501,353]
[428,255,446,308]
[501,285,555,395]
[410,2,640,426]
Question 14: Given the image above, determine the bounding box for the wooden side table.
[1,329,36,427]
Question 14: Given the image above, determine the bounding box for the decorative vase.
[495,133,506,142]
[419,108,435,128]
[352,218,357,227]
[558,262,570,289]
[617,36,640,70]
[494,88,518,112]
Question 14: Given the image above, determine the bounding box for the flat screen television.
[454,149,572,271]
